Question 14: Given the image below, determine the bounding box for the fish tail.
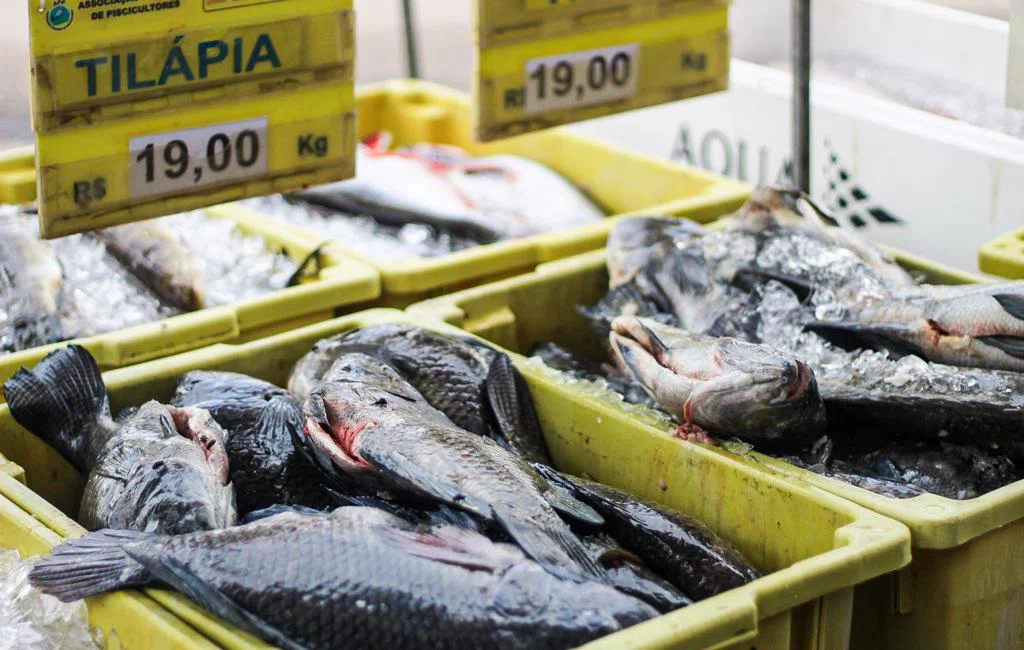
[3,345,110,472]
[494,509,608,584]
[29,529,154,602]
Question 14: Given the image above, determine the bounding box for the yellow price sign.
[474,0,728,141]
[27,0,355,237]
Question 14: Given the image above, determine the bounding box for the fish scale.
[303,353,602,583]
[30,509,657,650]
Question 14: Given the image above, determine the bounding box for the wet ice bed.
[240,195,478,261]
[1,209,298,352]
[0,548,99,650]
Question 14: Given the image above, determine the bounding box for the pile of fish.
[244,132,607,261]
[539,187,1024,500]
[4,325,759,649]
[0,209,299,354]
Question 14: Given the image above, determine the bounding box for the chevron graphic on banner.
[819,140,904,229]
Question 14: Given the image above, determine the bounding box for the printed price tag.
[129,118,268,198]
[474,0,728,141]
[525,44,638,113]
[27,0,356,236]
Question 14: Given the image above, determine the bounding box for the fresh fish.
[734,187,915,289]
[580,532,692,613]
[96,221,204,311]
[808,282,1024,372]
[608,316,826,447]
[3,346,235,534]
[172,371,334,516]
[780,455,927,499]
[300,352,606,583]
[0,211,64,352]
[818,371,1024,461]
[289,134,605,244]
[535,466,760,602]
[606,216,706,288]
[287,334,349,401]
[292,324,553,465]
[842,441,1019,500]
[598,216,764,341]
[30,507,656,650]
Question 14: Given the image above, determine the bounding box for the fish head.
[607,217,704,287]
[301,353,419,483]
[609,317,826,445]
[116,403,235,533]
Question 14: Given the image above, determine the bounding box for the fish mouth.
[167,406,230,485]
[301,394,377,477]
[608,319,690,419]
[784,361,813,402]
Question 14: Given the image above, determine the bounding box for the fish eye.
[152,460,165,471]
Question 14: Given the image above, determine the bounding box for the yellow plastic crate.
[407,226,1024,650]
[0,173,382,393]
[215,79,751,307]
[0,309,909,650]
[979,227,1024,279]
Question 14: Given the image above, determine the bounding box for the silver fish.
[609,316,826,447]
[290,137,605,244]
[96,221,204,311]
[808,282,1024,372]
[0,211,64,351]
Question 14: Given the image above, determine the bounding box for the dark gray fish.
[0,212,64,352]
[171,371,334,516]
[4,346,235,534]
[300,352,605,583]
[291,324,553,465]
[842,441,1019,500]
[535,466,760,602]
[819,377,1024,462]
[609,316,826,447]
[96,221,204,312]
[581,532,692,613]
[287,335,350,401]
[778,454,927,499]
[30,507,656,650]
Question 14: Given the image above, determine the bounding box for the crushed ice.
[751,280,1020,399]
[2,209,297,352]
[0,549,100,650]
[239,195,477,261]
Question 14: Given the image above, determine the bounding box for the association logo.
[46,0,74,30]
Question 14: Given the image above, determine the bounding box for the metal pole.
[401,0,421,79]
[792,0,811,193]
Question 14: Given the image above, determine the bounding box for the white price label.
[129,118,269,199]
[525,44,639,114]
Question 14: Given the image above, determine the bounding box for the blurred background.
[0,0,1012,150]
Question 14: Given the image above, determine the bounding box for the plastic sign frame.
[473,0,729,142]
[27,0,355,237]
